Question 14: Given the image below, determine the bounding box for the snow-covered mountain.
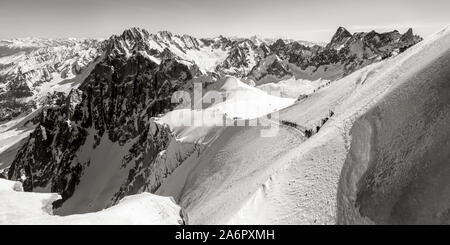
[0,38,102,121]
[258,27,423,82]
[1,25,437,225]
[6,30,199,214]
[0,27,421,123]
[0,28,337,125]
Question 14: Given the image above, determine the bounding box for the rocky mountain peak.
[107,28,150,57]
[328,26,352,49]
[400,28,415,42]
[333,27,352,40]
[272,39,287,48]
[122,27,149,39]
[156,30,174,41]
[249,35,264,45]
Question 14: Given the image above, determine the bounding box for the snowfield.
[158,76,295,143]
[0,179,184,225]
[157,27,450,224]
[1,26,449,225]
[257,77,329,99]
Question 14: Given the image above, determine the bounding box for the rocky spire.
[400,28,414,42]
[328,26,352,49]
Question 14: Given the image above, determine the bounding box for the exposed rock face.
[250,27,423,81]
[7,30,196,212]
[100,27,422,83]
[327,26,353,50]
[215,40,268,77]
[249,54,292,81]
[0,168,7,179]
[8,90,87,205]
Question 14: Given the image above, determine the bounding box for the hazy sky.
[1,0,449,42]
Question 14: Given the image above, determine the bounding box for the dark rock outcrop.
[8,30,196,211]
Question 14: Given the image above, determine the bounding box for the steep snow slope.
[53,126,194,216]
[0,179,183,225]
[158,76,295,143]
[158,124,306,224]
[338,27,450,225]
[157,61,384,224]
[158,27,450,224]
[53,130,137,214]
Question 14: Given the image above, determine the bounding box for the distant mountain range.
[0,27,421,122]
